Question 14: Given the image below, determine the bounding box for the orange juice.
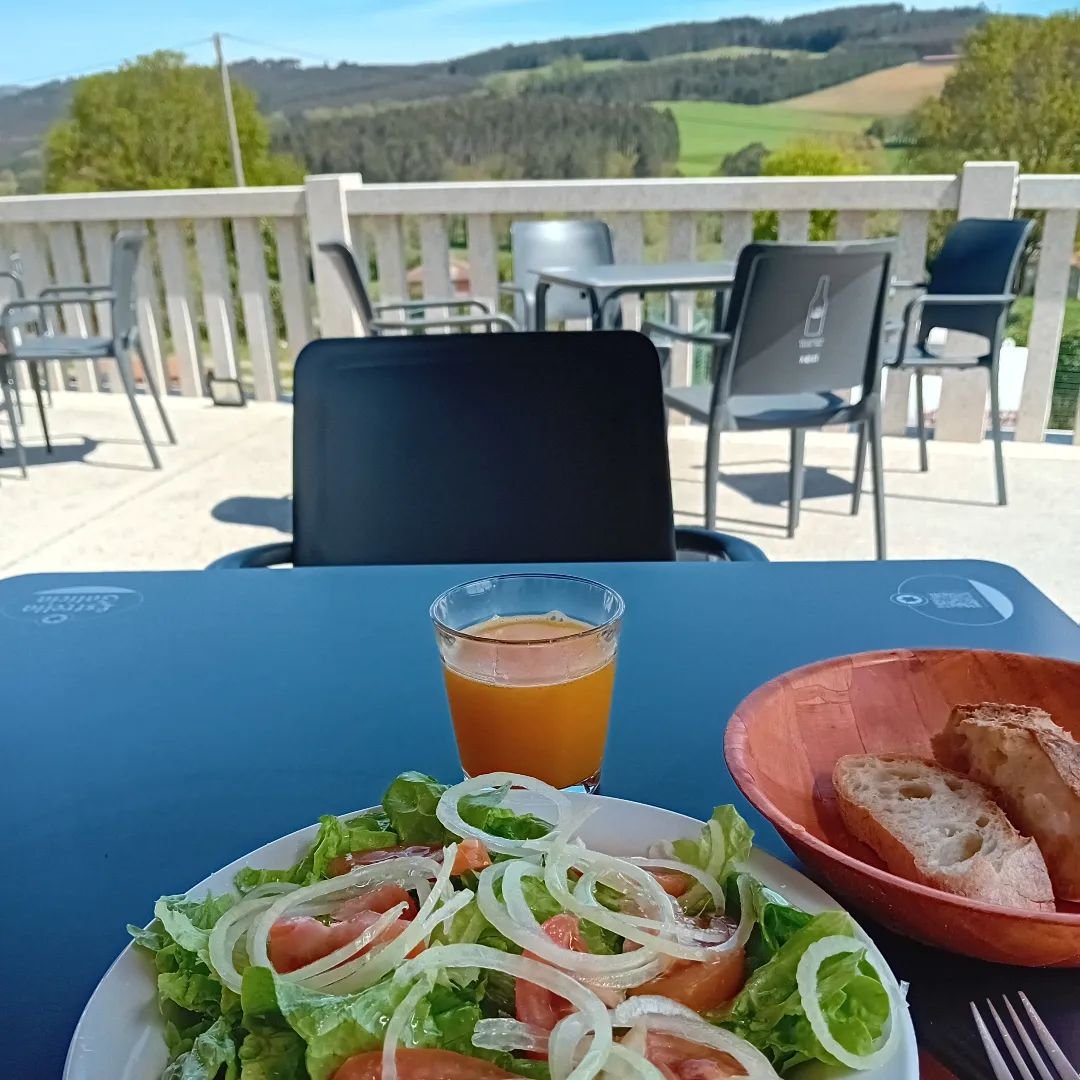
[440,613,616,789]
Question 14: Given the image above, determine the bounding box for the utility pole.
[214,32,246,187]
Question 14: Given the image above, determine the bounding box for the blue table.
[2,560,1077,1077]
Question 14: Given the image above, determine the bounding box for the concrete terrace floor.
[1,393,1079,619]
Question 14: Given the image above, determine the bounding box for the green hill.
[0,3,983,170]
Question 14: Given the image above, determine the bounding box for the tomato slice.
[333,883,419,921]
[332,1049,517,1079]
[640,1032,746,1079]
[516,913,589,1037]
[452,837,492,875]
[329,841,492,878]
[268,909,421,974]
[630,947,745,1013]
[649,869,693,898]
[329,845,440,877]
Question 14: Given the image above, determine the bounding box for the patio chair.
[0,230,175,473]
[0,265,27,449]
[501,220,619,330]
[208,331,766,567]
[644,240,893,559]
[872,216,1034,506]
[319,242,519,333]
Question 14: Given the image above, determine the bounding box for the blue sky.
[4,0,1067,86]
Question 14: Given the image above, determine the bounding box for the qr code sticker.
[928,591,981,609]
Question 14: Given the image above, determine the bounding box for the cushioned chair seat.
[888,343,991,368]
[664,385,846,427]
[11,335,113,360]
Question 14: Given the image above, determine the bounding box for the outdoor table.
[532,260,736,329]
[3,559,1078,1078]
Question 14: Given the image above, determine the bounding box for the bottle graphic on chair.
[803,275,829,339]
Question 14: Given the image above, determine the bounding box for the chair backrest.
[920,217,1034,343]
[291,332,676,566]
[720,240,893,404]
[109,231,145,346]
[510,220,615,326]
[319,242,376,334]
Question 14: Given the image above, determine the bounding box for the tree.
[907,14,1080,173]
[718,142,768,177]
[44,51,303,192]
[755,139,867,240]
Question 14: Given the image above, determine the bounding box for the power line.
[220,33,341,67]
[11,37,215,89]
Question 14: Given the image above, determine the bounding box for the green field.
[657,100,874,176]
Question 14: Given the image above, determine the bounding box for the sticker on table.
[891,574,1013,625]
[1,584,143,625]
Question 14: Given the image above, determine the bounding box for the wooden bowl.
[725,649,1080,967]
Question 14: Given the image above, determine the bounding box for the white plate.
[65,793,918,1080]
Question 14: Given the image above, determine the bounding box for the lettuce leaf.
[672,805,754,913]
[161,1016,238,1080]
[737,876,815,974]
[241,965,547,1080]
[382,772,455,844]
[131,894,239,1046]
[714,910,890,1073]
[153,894,236,963]
[235,812,398,893]
[237,1029,307,1080]
[382,773,553,847]
[458,785,552,843]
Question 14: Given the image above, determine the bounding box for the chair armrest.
[675,526,768,562]
[372,313,520,333]
[375,297,491,315]
[0,270,24,295]
[915,293,1016,307]
[894,292,1017,361]
[1,297,68,335]
[642,320,733,350]
[498,283,527,298]
[39,284,114,300]
[206,541,294,569]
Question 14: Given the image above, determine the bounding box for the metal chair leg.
[137,342,177,445]
[30,362,51,453]
[0,362,28,478]
[988,361,1006,506]
[788,428,805,538]
[914,369,928,472]
[868,403,886,560]
[703,420,721,531]
[851,422,867,515]
[115,347,162,470]
[10,370,23,425]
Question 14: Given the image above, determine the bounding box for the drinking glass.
[430,573,624,792]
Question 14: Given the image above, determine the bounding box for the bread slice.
[833,754,1054,911]
[933,703,1080,901]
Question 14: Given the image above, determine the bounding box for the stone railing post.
[305,173,364,338]
[933,161,1019,443]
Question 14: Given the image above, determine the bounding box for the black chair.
[208,332,766,568]
[319,242,519,334]
[644,240,893,560]
[876,217,1034,506]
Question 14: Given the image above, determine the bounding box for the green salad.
[129,771,902,1080]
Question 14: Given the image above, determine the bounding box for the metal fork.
[970,994,1079,1080]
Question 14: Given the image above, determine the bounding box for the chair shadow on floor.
[674,464,857,538]
[212,495,292,533]
[0,436,98,472]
